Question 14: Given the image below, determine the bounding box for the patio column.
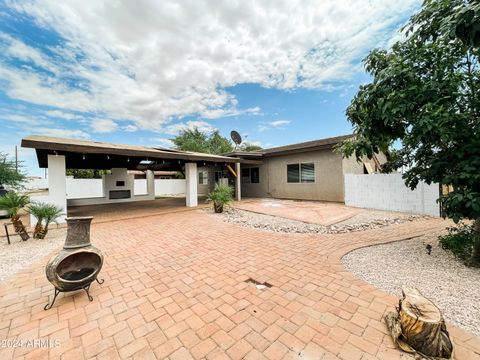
[185,162,198,207]
[146,169,155,200]
[47,154,67,223]
[235,162,241,201]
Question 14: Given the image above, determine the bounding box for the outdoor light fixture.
[139,159,154,165]
[54,151,58,156]
[127,157,130,162]
[107,155,110,160]
[82,153,85,160]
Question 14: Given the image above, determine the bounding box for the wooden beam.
[226,164,237,177]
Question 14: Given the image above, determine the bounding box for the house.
[223,134,385,202]
[21,134,383,223]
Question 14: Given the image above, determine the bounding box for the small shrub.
[439,222,474,260]
[207,184,233,213]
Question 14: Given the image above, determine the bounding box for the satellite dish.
[230,130,242,149]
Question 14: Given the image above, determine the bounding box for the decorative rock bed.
[342,232,480,336]
[0,228,66,282]
[213,207,428,234]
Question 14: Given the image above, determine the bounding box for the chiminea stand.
[44,216,105,310]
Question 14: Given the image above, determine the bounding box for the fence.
[24,178,187,198]
[344,173,439,216]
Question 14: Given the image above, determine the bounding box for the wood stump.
[384,287,453,359]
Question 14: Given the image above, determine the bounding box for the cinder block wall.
[344,174,440,216]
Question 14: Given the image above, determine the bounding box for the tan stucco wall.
[242,149,344,202]
[341,153,387,175]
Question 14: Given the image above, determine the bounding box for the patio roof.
[22,135,260,170]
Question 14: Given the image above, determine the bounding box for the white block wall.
[67,178,104,199]
[154,179,186,196]
[344,174,439,216]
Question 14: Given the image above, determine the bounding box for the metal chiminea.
[44,216,104,310]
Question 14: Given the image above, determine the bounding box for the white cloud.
[160,120,216,136]
[90,118,118,133]
[150,137,174,148]
[258,119,291,132]
[31,127,90,139]
[123,124,138,132]
[1,0,419,131]
[0,113,49,126]
[45,110,81,120]
[269,120,290,127]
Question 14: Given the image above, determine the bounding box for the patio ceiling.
[22,135,262,170]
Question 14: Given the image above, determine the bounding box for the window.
[287,163,315,183]
[250,168,260,183]
[241,168,250,184]
[301,163,315,183]
[198,170,208,185]
[242,168,260,184]
[287,164,300,183]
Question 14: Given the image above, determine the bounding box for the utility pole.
[15,145,18,172]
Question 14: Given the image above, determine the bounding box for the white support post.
[146,170,155,200]
[47,154,67,223]
[185,163,198,207]
[235,162,241,201]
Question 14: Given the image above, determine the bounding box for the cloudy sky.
[0,0,420,176]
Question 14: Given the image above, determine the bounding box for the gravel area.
[342,232,480,336]
[0,228,65,282]
[210,207,428,234]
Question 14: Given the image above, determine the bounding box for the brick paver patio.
[0,208,479,359]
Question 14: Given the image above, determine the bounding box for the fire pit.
[44,216,104,310]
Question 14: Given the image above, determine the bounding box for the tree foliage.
[0,152,25,189]
[340,0,480,262]
[66,169,109,179]
[172,128,233,154]
[239,143,263,152]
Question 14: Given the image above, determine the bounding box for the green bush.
[439,223,474,260]
[207,184,233,213]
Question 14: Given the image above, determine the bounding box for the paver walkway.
[0,210,478,359]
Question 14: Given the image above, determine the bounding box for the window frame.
[300,163,315,183]
[250,167,260,184]
[287,162,315,183]
[241,168,251,184]
[198,170,208,185]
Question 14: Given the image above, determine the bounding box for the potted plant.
[207,184,233,213]
[0,192,30,240]
[28,202,64,239]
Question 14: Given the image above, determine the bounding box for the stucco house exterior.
[223,134,385,202]
[21,134,384,223]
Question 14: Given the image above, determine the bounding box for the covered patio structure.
[22,136,259,222]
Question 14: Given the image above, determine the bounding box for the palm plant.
[28,202,63,239]
[0,192,30,240]
[207,184,233,213]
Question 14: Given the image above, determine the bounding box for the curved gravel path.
[342,232,480,336]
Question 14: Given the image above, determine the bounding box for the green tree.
[340,0,480,264]
[66,169,108,179]
[208,130,234,154]
[172,128,233,154]
[0,152,25,189]
[239,143,263,152]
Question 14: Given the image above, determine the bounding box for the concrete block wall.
[344,173,440,216]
